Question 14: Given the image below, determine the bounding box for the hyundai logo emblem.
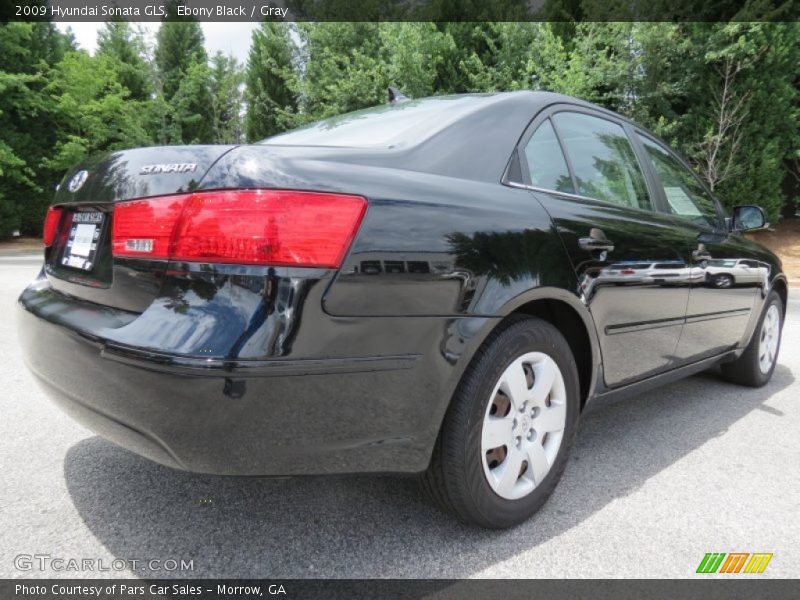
[68,170,88,193]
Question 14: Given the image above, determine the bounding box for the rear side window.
[552,112,652,211]
[523,119,574,194]
[637,135,720,230]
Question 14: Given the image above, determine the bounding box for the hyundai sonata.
[18,91,786,528]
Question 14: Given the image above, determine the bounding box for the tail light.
[112,189,367,268]
[43,207,63,247]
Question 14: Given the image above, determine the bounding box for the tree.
[452,23,565,93]
[656,23,800,221]
[244,22,297,141]
[3,20,799,236]
[296,23,385,119]
[290,23,456,122]
[164,60,214,144]
[154,11,206,101]
[379,23,455,97]
[154,7,213,143]
[96,21,153,102]
[0,22,73,236]
[209,53,244,144]
[44,50,154,171]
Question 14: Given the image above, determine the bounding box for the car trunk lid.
[44,145,236,311]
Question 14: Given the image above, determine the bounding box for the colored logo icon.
[697,552,773,574]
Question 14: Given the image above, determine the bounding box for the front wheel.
[421,316,580,528]
[720,289,783,387]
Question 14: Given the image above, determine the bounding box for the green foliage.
[626,23,800,221]
[1,20,798,236]
[379,23,456,96]
[96,22,153,101]
[155,18,214,144]
[44,51,154,171]
[0,17,246,236]
[687,23,799,221]
[244,21,460,142]
[0,22,72,236]
[296,23,386,118]
[452,24,565,92]
[154,19,206,101]
[244,22,297,140]
[210,53,245,144]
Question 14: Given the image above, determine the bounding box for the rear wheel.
[713,274,734,288]
[421,316,580,528]
[720,289,783,387]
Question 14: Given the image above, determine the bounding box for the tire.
[720,289,783,387]
[421,315,580,528]
[713,274,734,288]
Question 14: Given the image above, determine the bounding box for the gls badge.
[67,170,88,193]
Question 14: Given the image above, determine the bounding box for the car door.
[517,108,692,388]
[632,132,759,362]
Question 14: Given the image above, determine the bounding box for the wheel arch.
[771,275,788,317]
[452,288,600,414]
[510,296,597,411]
[424,287,601,471]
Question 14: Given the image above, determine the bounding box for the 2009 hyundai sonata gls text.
[18,91,786,528]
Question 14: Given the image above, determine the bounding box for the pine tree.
[244,22,297,141]
[296,23,385,119]
[154,5,213,143]
[209,53,244,144]
[97,21,153,102]
[154,10,206,101]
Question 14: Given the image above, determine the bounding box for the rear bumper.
[18,275,494,476]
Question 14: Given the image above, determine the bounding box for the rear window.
[260,96,490,149]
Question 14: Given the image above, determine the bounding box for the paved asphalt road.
[1,254,798,579]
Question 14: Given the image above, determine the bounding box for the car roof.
[260,91,649,183]
[262,91,625,147]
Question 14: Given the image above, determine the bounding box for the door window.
[522,119,574,194]
[637,135,720,230]
[551,112,652,211]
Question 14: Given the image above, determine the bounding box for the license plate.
[62,211,104,271]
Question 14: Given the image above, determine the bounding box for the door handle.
[579,228,614,252]
[692,244,712,261]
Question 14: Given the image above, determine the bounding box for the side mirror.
[732,205,768,231]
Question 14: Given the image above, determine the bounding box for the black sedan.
[18,91,786,528]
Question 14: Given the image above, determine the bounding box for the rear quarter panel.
[201,145,576,318]
[325,179,576,316]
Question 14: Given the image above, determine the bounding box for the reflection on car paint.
[578,256,770,302]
